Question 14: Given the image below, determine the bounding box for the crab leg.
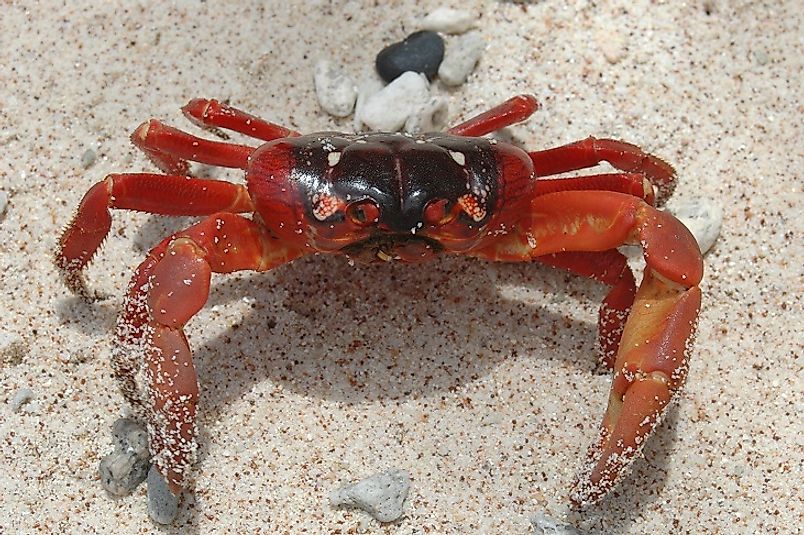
[55,174,252,296]
[476,190,703,506]
[529,138,677,204]
[534,172,656,205]
[131,120,255,174]
[182,98,300,141]
[115,213,305,494]
[535,250,636,369]
[447,94,539,137]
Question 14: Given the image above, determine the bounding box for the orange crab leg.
[475,190,703,506]
[182,98,300,141]
[535,250,636,369]
[529,138,677,205]
[447,94,539,137]
[534,172,656,206]
[115,213,306,494]
[55,173,253,296]
[131,119,255,174]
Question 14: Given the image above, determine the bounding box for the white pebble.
[438,31,486,86]
[531,512,585,535]
[80,148,97,169]
[596,29,626,64]
[353,75,386,131]
[0,190,8,218]
[330,469,410,523]
[10,388,35,412]
[667,197,723,255]
[314,60,358,118]
[358,72,430,132]
[421,7,477,34]
[404,96,449,133]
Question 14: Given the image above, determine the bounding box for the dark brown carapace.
[56,94,702,513]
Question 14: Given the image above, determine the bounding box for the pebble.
[404,96,449,133]
[80,148,97,169]
[358,72,430,132]
[0,190,8,218]
[596,29,626,64]
[530,512,585,535]
[147,465,180,524]
[667,197,723,255]
[0,329,26,366]
[438,31,486,86]
[10,388,35,412]
[314,60,358,118]
[98,418,151,496]
[330,469,410,523]
[352,76,385,131]
[421,7,477,34]
[376,30,445,83]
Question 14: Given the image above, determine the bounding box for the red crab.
[56,94,702,508]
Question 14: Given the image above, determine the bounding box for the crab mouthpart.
[342,235,443,264]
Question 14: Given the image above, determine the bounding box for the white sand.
[1,1,801,533]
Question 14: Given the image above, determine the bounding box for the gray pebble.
[438,31,486,86]
[147,465,180,524]
[530,512,585,535]
[314,60,357,118]
[376,31,444,83]
[10,388,35,412]
[404,96,449,134]
[358,72,430,132]
[98,418,151,496]
[330,469,410,523]
[667,197,723,255]
[80,148,97,169]
[421,7,477,34]
[0,190,8,219]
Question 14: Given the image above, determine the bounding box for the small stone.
[0,330,26,367]
[530,512,585,535]
[404,96,449,134]
[10,388,35,412]
[80,148,97,169]
[330,469,410,523]
[753,49,769,65]
[314,60,358,118]
[358,72,430,132]
[376,30,445,83]
[667,197,723,255]
[421,7,477,34]
[98,418,151,496]
[353,76,386,131]
[438,31,485,86]
[0,190,8,219]
[596,29,626,64]
[147,465,180,524]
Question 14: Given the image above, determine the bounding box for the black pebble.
[376,30,445,83]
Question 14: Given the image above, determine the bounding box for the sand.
[1,1,801,533]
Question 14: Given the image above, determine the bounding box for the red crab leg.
[131,120,255,174]
[475,191,703,506]
[55,173,253,297]
[529,138,677,205]
[115,213,306,494]
[535,250,636,369]
[447,94,539,137]
[534,172,656,205]
[182,98,301,141]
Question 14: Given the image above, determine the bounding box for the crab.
[56,94,703,508]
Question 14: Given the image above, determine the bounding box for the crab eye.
[346,200,380,226]
[423,198,456,226]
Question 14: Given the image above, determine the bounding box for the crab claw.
[570,266,702,507]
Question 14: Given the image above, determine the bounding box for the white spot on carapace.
[327,151,341,166]
[457,193,486,221]
[449,150,466,166]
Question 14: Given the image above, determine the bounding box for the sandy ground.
[1,1,802,533]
